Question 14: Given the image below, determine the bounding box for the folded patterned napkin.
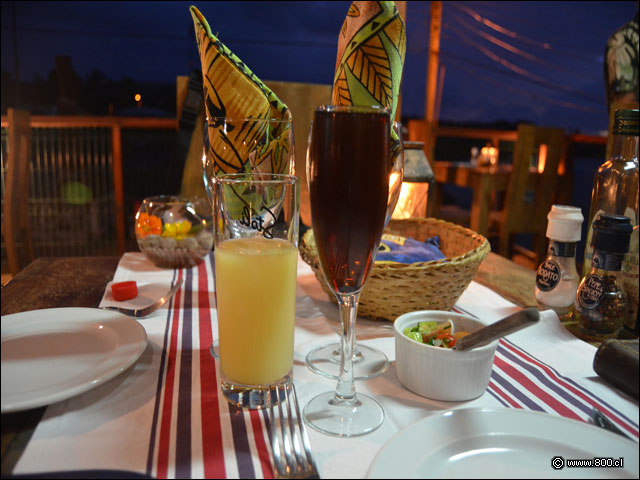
[189,6,292,177]
[332,1,406,121]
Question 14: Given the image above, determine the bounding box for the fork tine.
[269,386,284,477]
[268,383,319,479]
[283,385,304,470]
[289,384,318,475]
[278,385,297,473]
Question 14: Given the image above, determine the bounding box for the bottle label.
[536,260,561,292]
[583,209,605,276]
[577,275,605,310]
[549,241,576,258]
[622,228,639,331]
[592,250,624,271]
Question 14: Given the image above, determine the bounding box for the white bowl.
[394,310,498,401]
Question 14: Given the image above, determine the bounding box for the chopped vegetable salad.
[403,320,470,349]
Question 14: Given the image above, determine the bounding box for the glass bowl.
[135,195,213,268]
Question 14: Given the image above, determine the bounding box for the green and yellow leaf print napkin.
[190,6,292,177]
[332,1,406,121]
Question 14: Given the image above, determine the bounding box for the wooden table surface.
[0,252,560,475]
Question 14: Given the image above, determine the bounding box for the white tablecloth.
[13,252,639,478]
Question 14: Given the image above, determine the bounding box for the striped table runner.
[454,306,638,441]
[145,255,275,479]
[13,252,638,478]
[145,258,637,477]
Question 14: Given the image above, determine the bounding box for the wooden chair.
[264,81,332,228]
[2,108,34,277]
[494,124,566,265]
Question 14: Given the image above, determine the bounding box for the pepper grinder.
[575,214,633,341]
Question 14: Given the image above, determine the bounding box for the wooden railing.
[407,119,607,150]
[1,115,177,256]
[408,119,606,200]
[2,114,607,263]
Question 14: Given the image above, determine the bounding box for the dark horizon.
[1,1,638,134]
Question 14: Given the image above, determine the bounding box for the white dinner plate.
[367,408,639,478]
[1,307,147,413]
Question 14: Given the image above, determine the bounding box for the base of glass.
[303,390,384,437]
[221,373,291,410]
[305,343,390,381]
[209,341,219,360]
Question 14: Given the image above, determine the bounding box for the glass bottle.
[583,109,638,276]
[575,214,633,341]
[535,205,583,319]
[621,224,639,336]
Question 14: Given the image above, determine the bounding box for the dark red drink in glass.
[308,106,390,294]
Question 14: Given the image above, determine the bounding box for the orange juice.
[214,236,298,385]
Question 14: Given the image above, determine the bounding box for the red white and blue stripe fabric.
[145,254,274,479]
[454,305,639,442]
[143,256,637,478]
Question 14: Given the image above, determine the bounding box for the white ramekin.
[394,310,498,401]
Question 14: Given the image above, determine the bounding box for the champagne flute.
[303,105,389,437]
[304,122,404,381]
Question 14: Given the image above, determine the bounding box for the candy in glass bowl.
[135,195,213,268]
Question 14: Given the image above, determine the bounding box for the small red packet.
[112,281,138,301]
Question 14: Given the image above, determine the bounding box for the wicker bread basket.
[299,218,490,322]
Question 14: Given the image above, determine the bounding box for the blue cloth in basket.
[375,233,446,264]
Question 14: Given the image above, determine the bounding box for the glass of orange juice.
[213,173,299,409]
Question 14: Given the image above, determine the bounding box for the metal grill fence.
[1,118,178,269]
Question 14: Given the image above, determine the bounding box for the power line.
[447,10,600,82]
[440,50,603,115]
[442,24,603,105]
[450,2,603,63]
[439,32,606,107]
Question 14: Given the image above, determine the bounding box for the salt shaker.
[534,205,584,318]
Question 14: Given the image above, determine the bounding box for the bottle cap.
[612,109,639,135]
[546,205,584,242]
[592,214,633,253]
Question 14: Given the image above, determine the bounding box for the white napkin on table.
[99,253,177,316]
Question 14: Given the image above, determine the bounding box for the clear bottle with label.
[575,214,633,341]
[583,109,638,277]
[621,224,639,337]
[535,205,584,318]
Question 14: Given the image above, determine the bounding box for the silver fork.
[100,277,183,318]
[268,383,320,479]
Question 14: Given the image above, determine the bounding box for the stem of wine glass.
[332,292,361,404]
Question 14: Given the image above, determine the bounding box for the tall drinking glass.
[303,105,389,436]
[214,173,300,409]
[203,116,295,361]
[203,116,295,207]
[305,122,403,381]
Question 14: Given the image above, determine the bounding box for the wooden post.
[395,1,407,123]
[435,64,446,129]
[111,124,125,255]
[4,108,33,276]
[425,1,442,161]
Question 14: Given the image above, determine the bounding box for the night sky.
[1,1,638,134]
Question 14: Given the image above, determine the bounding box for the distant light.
[537,144,548,173]
[134,93,142,102]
